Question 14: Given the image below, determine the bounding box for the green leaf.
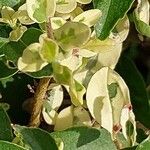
[0,0,21,8]
[0,24,11,49]
[14,125,58,150]
[136,137,150,150]
[51,126,117,150]
[0,60,18,80]
[126,120,134,137]
[93,0,134,40]
[0,107,13,141]
[108,83,118,99]
[116,55,150,128]
[0,141,26,150]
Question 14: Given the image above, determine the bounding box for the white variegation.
[17,43,47,72]
[26,0,56,23]
[56,0,77,14]
[76,0,92,4]
[73,9,102,27]
[54,106,73,131]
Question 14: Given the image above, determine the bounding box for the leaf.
[110,15,130,43]
[54,106,73,131]
[86,67,136,136]
[116,55,150,128]
[136,137,150,150]
[108,83,118,99]
[13,125,58,150]
[39,38,59,63]
[26,64,53,78]
[9,26,27,42]
[86,67,113,133]
[82,38,122,69]
[0,6,17,27]
[17,43,47,72]
[133,0,150,37]
[42,85,63,125]
[0,0,21,8]
[0,141,26,150]
[0,103,10,111]
[1,28,42,64]
[26,0,56,23]
[69,80,86,106]
[46,84,64,110]
[51,17,66,30]
[51,127,117,150]
[54,22,91,51]
[52,62,72,85]
[93,0,134,40]
[0,28,53,78]
[56,0,77,14]
[0,60,18,80]
[76,0,92,4]
[126,120,134,137]
[73,106,92,126]
[73,9,102,27]
[0,107,13,141]
[17,4,35,25]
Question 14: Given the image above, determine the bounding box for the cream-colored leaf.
[51,17,66,30]
[96,42,122,69]
[1,6,17,27]
[74,106,92,126]
[60,56,82,71]
[26,0,56,23]
[110,16,130,43]
[39,38,59,63]
[54,106,73,131]
[17,4,35,25]
[79,49,97,58]
[70,7,83,20]
[136,0,150,24]
[69,80,86,106]
[120,107,137,145]
[83,38,122,69]
[55,11,71,20]
[9,26,27,41]
[56,0,77,14]
[73,9,102,27]
[17,43,47,72]
[42,105,58,125]
[108,69,131,126]
[82,38,117,53]
[47,85,64,111]
[76,0,92,4]
[86,67,113,134]
[54,22,91,51]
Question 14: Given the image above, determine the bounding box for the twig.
[29,17,54,127]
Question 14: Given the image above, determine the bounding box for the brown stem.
[29,18,54,127]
